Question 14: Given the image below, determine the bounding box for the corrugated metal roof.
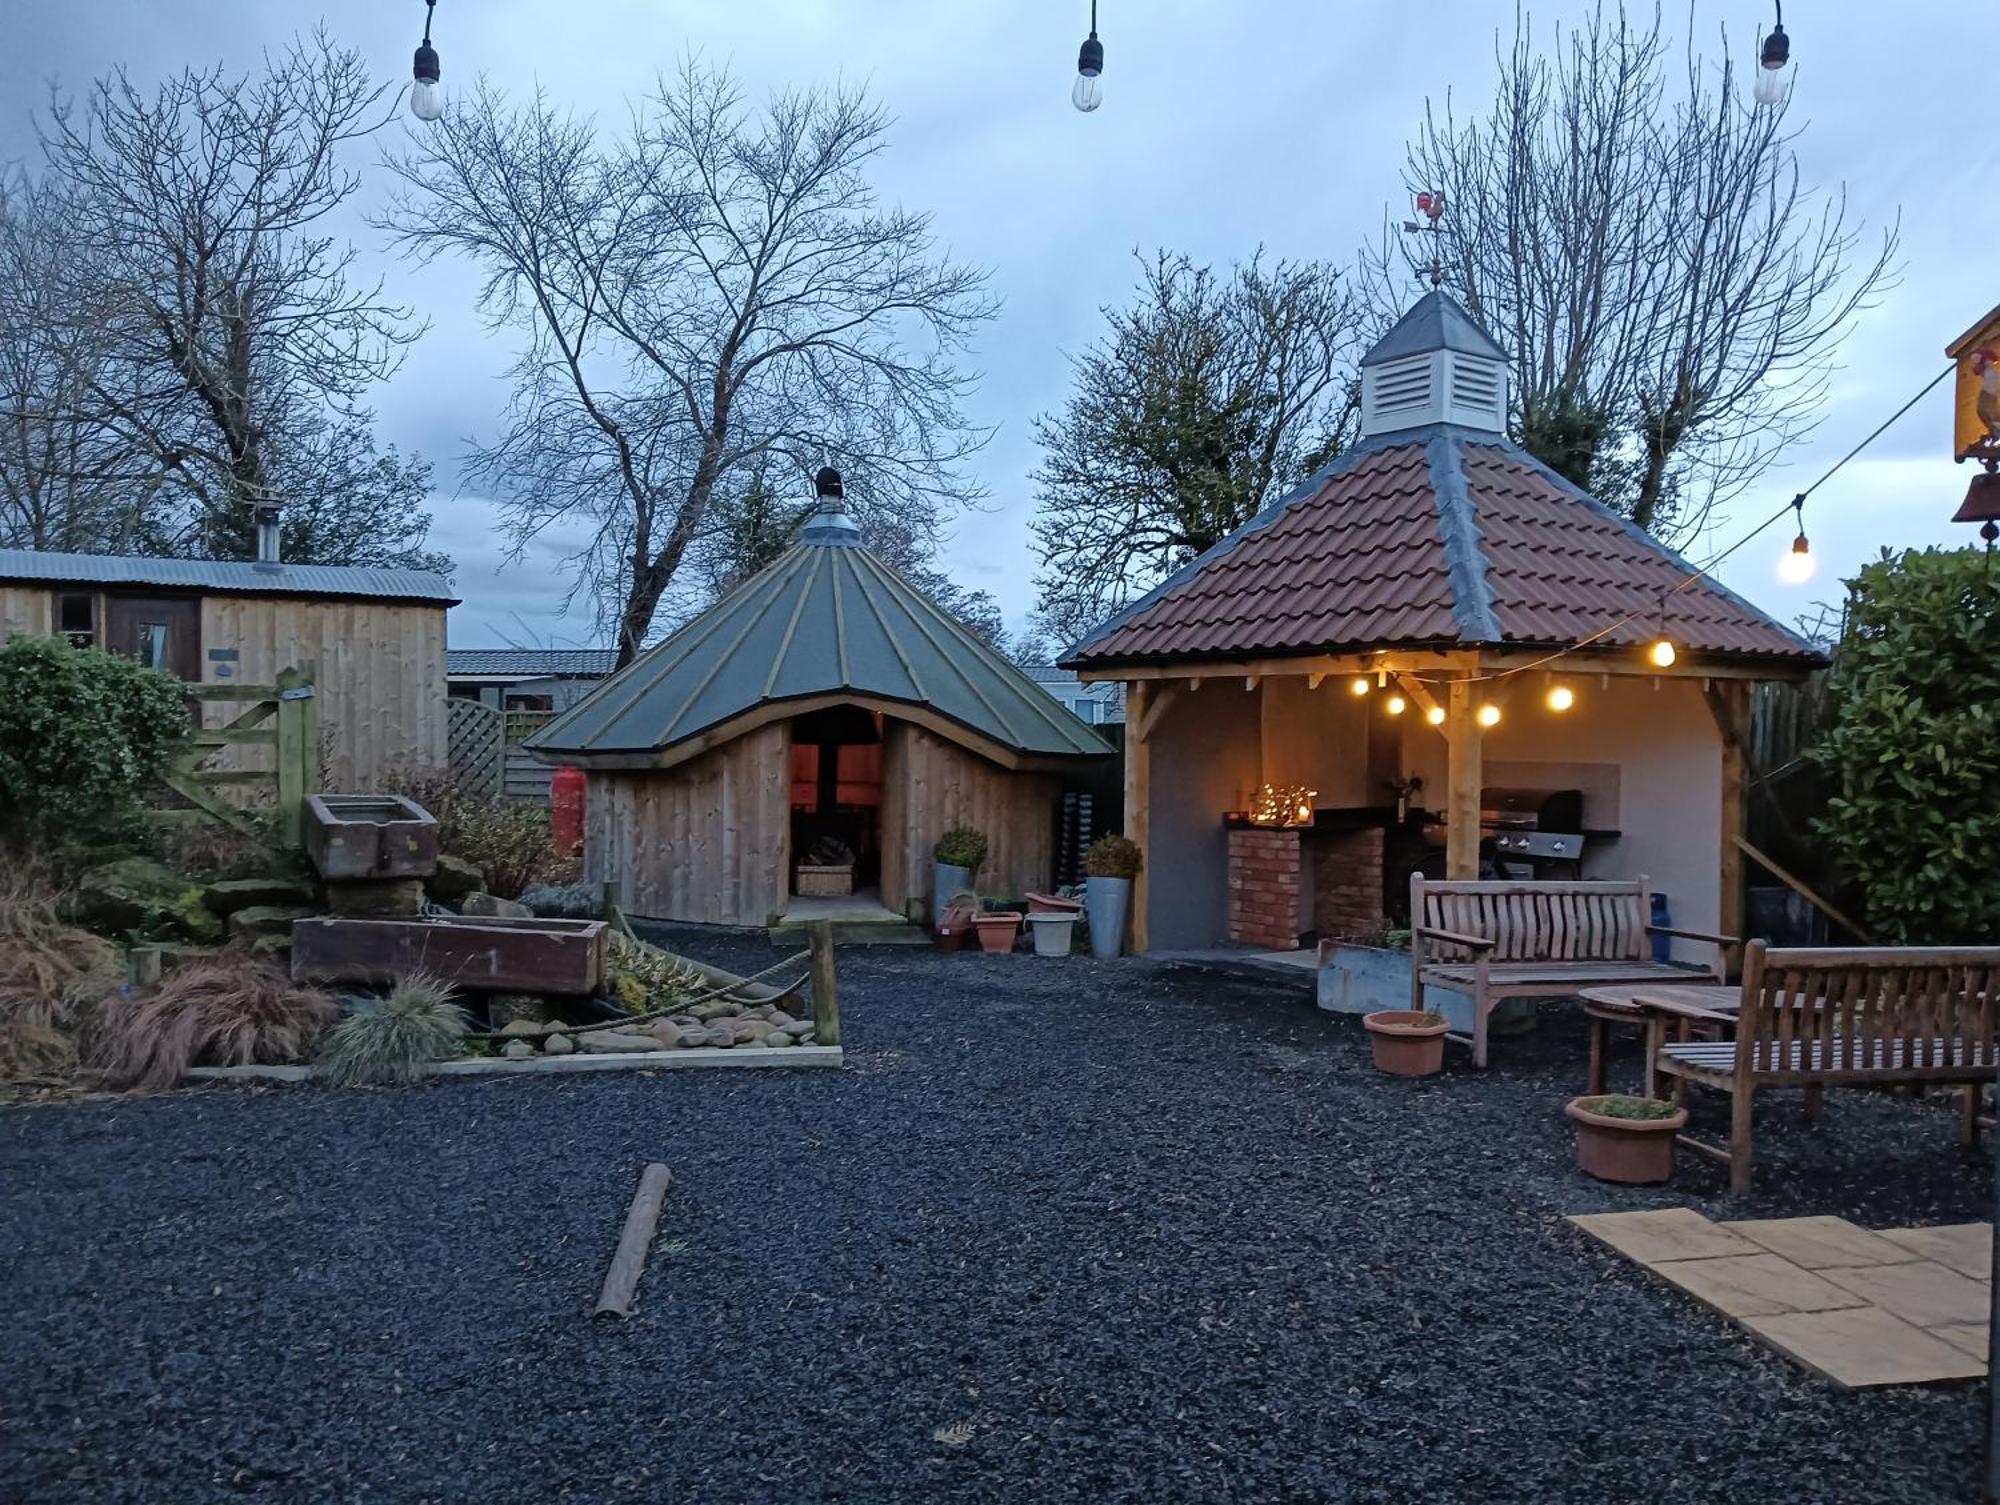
[447,648,620,678]
[1360,290,1508,368]
[0,548,457,604]
[528,534,1112,762]
[1063,427,1817,669]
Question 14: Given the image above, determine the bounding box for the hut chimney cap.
[801,464,861,545]
[253,496,283,568]
[814,465,844,503]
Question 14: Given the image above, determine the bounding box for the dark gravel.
[2,931,1988,1503]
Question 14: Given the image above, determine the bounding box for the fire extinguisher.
[551,766,586,857]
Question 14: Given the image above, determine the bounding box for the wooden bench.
[1656,942,2000,1193]
[1410,875,1729,1068]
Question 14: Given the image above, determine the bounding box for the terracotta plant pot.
[1565,1096,1689,1185]
[1362,1010,1450,1077]
[972,913,1023,954]
[1025,891,1083,915]
[933,919,971,953]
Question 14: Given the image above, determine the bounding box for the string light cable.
[1404,361,1957,687]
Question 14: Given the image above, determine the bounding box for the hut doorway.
[787,705,885,905]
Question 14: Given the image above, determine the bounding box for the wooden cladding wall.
[584,723,790,925]
[0,586,51,640]
[881,721,1058,915]
[199,597,448,792]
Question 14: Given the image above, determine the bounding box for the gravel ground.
[2,932,1989,1504]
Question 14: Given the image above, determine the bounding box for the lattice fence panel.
[448,698,505,799]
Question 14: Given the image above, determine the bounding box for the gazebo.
[1061,291,1822,955]
[527,470,1112,926]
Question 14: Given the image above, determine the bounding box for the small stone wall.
[1227,829,1301,950]
[1311,826,1385,939]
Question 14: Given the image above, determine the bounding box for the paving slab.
[1877,1223,1992,1281]
[1740,1305,1987,1389]
[1730,1216,1923,1270]
[1820,1260,1991,1330]
[1566,1208,1760,1264]
[1648,1254,1868,1320]
[1934,1324,1991,1361]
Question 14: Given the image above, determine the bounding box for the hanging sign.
[1948,304,2000,463]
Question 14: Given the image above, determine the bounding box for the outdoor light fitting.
[410,0,443,122]
[1778,494,1815,584]
[1073,1,1104,113]
[1754,2,1790,107]
[1546,685,1575,713]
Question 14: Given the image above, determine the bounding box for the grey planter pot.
[931,862,974,924]
[1084,876,1132,959]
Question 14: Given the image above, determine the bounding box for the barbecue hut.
[527,470,1112,926]
[1060,291,1824,955]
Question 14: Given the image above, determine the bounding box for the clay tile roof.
[1062,429,1817,670]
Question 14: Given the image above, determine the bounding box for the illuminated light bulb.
[1547,685,1575,712]
[1349,675,1371,696]
[1476,704,1501,729]
[1778,532,1814,585]
[1385,694,1407,716]
[1649,638,1677,669]
[1425,705,1446,726]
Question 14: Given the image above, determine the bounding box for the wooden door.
[103,595,201,681]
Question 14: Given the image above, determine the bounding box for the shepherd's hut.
[526,470,1112,926]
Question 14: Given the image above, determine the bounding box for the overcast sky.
[0,0,1980,649]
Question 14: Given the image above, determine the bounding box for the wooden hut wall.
[198,597,448,793]
[584,723,790,925]
[881,720,1059,912]
[0,586,51,640]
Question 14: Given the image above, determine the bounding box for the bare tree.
[380,60,994,663]
[26,31,429,561]
[1030,250,1362,647]
[1363,3,1897,537]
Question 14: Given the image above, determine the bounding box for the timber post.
[1444,676,1482,879]
[808,921,841,1046]
[126,945,162,990]
[1124,680,1152,953]
[273,662,318,849]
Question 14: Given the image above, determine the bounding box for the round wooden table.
[1578,983,1742,1101]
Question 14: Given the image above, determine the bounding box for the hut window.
[135,621,172,671]
[58,592,95,648]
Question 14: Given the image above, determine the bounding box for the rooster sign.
[1948,304,2000,463]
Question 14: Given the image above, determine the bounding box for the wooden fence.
[448,700,559,801]
[157,663,319,845]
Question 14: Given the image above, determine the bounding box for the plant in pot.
[934,889,979,953]
[1362,1010,1449,1076]
[932,827,988,925]
[1083,835,1141,960]
[971,896,1024,954]
[1565,1093,1687,1185]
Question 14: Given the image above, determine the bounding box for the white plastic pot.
[1027,911,1078,957]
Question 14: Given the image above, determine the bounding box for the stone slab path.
[1570,1210,1992,1389]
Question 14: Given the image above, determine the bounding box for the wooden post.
[1704,681,1749,972]
[1124,681,1152,953]
[274,664,317,849]
[808,920,841,1046]
[1444,677,1482,879]
[126,945,162,990]
[593,1163,673,1319]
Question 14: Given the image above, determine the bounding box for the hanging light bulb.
[1753,3,1790,107]
[1546,685,1575,713]
[410,0,443,122]
[1425,704,1446,727]
[1477,704,1502,729]
[1349,675,1371,697]
[1072,2,1104,112]
[1650,638,1678,669]
[1386,694,1408,716]
[1777,493,1814,583]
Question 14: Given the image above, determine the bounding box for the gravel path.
[2,933,1988,1503]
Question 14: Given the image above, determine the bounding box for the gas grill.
[1479,788,1586,878]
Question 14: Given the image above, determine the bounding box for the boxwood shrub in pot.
[931,826,989,923]
[1083,834,1142,959]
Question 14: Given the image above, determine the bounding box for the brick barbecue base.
[1227,824,1388,950]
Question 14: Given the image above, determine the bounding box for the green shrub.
[0,635,190,854]
[316,973,469,1086]
[1575,1093,1680,1121]
[1084,833,1142,879]
[1812,547,2000,943]
[934,826,989,870]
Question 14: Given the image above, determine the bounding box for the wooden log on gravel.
[594,1163,674,1319]
[808,921,841,1047]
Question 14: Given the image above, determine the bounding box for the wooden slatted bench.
[1656,941,2000,1193]
[1410,875,1729,1068]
